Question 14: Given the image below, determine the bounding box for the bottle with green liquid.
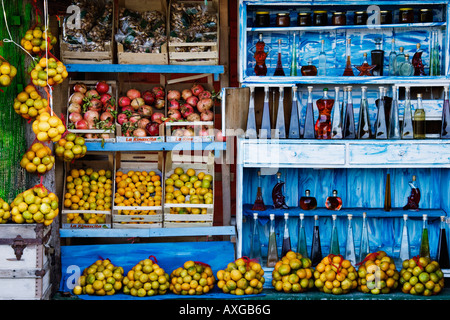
[297,213,308,258]
[267,213,278,267]
[419,214,430,259]
[329,214,340,255]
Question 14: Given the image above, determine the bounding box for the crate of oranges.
[163,151,214,227]
[61,152,114,229]
[112,152,164,228]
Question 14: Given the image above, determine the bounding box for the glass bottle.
[403,175,421,210]
[401,86,414,139]
[345,214,356,266]
[311,215,322,266]
[303,86,316,139]
[318,39,327,76]
[356,52,375,76]
[272,172,288,209]
[252,170,266,211]
[250,212,262,263]
[290,33,298,76]
[384,173,391,212]
[254,34,268,76]
[441,85,450,138]
[343,86,356,139]
[301,58,318,76]
[430,31,440,76]
[297,213,308,258]
[398,54,414,76]
[343,38,354,76]
[273,39,286,76]
[359,212,370,263]
[281,212,292,257]
[260,86,271,139]
[395,46,406,76]
[289,86,300,138]
[413,93,426,139]
[419,214,430,259]
[399,214,411,263]
[299,189,317,210]
[371,39,384,76]
[388,85,401,139]
[331,86,343,139]
[437,216,450,269]
[246,86,257,139]
[325,190,343,211]
[275,87,286,139]
[375,86,388,139]
[357,86,372,139]
[330,214,340,255]
[315,88,334,139]
[388,38,397,76]
[341,86,348,125]
[412,43,425,76]
[267,213,278,267]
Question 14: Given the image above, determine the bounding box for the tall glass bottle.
[412,43,425,76]
[343,38,354,76]
[384,173,392,211]
[357,86,372,139]
[395,46,406,76]
[281,212,292,257]
[430,31,440,76]
[250,212,262,263]
[388,85,401,139]
[401,86,414,139]
[345,214,356,266]
[267,213,278,267]
[246,86,257,139]
[290,33,298,76]
[371,39,384,76]
[260,86,271,139]
[419,214,430,259]
[331,86,343,139]
[330,214,340,255]
[289,86,300,138]
[437,216,450,269]
[311,215,322,266]
[359,212,370,263]
[398,54,414,76]
[413,93,426,139]
[252,170,266,211]
[341,86,348,125]
[343,86,356,139]
[297,213,308,258]
[275,87,286,139]
[315,88,334,139]
[318,39,327,76]
[254,33,268,76]
[388,38,397,76]
[274,39,285,76]
[399,214,411,263]
[375,86,388,139]
[441,85,450,138]
[303,86,316,139]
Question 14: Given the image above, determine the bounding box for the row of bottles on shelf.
[250,211,450,270]
[253,32,440,77]
[252,171,420,212]
[246,84,450,140]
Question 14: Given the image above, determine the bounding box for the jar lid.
[420,8,431,12]
[298,12,311,15]
[313,10,327,14]
[332,11,346,15]
[380,10,391,13]
[277,12,289,16]
[256,11,269,15]
[399,8,414,11]
[355,11,367,14]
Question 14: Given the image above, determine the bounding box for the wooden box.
[112,152,164,228]
[163,151,215,227]
[0,224,52,300]
[117,0,169,65]
[168,0,219,65]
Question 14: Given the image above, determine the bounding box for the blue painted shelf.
[85,141,226,154]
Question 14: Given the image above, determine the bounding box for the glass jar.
[399,8,414,23]
[313,10,328,26]
[354,11,368,25]
[419,8,433,23]
[254,11,270,27]
[297,12,312,26]
[332,12,346,25]
[380,10,392,24]
[276,13,290,27]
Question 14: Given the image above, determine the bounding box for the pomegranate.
[119,96,131,107]
[184,128,194,136]
[84,133,96,139]
[69,112,83,123]
[198,90,212,100]
[151,112,164,123]
[121,105,133,113]
[168,99,180,110]
[137,118,150,129]
[100,111,114,124]
[186,95,199,107]
[87,98,102,112]
[191,84,204,96]
[100,133,110,139]
[180,104,194,118]
[95,81,109,94]
[75,119,89,129]
[73,83,87,94]
[127,88,141,100]
[215,129,225,142]
[138,105,153,117]
[129,113,141,123]
[200,109,214,121]
[133,128,147,137]
[168,109,182,121]
[83,110,99,123]
[172,128,185,137]
[103,102,115,112]
[152,86,165,99]
[146,122,160,136]
[131,97,145,110]
[68,102,82,114]
[142,90,155,105]
[100,93,112,106]
[167,89,181,101]
[197,98,213,112]
[182,89,193,100]
[117,113,128,125]
[69,92,85,105]
[85,89,99,99]
[186,112,201,122]
[154,98,165,110]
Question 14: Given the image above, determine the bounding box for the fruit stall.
[1,0,450,304]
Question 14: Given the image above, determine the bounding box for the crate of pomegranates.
[164,83,216,142]
[115,83,166,143]
[66,80,117,142]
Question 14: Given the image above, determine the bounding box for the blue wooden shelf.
[85,141,226,154]
[59,226,236,238]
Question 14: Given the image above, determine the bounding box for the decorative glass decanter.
[357,86,372,139]
[399,214,411,263]
[325,190,342,211]
[254,33,268,76]
[388,85,401,139]
[419,214,430,259]
[388,38,397,76]
[359,212,370,263]
[437,216,450,269]
[246,86,257,139]
[331,86,343,139]
[329,214,340,255]
[281,212,292,257]
[267,213,278,267]
[412,43,425,76]
[343,86,356,139]
[289,86,300,138]
[290,33,298,76]
[375,86,388,139]
[252,170,266,211]
[315,88,334,139]
[413,93,426,139]
[299,189,317,210]
[301,58,318,76]
[371,39,384,76]
[274,86,286,139]
[395,46,406,76]
[249,212,262,263]
[343,38,354,76]
[272,172,288,209]
[398,54,414,76]
[401,86,414,139]
[260,85,271,139]
[356,52,375,76]
[273,39,286,76]
[345,214,356,266]
[297,213,308,258]
[403,175,421,210]
[441,85,450,138]
[311,215,322,266]
[303,86,316,139]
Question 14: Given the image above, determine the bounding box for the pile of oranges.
[114,170,162,208]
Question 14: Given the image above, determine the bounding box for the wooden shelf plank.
[85,141,226,153]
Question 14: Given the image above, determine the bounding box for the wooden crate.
[61,152,115,229]
[66,80,117,141]
[0,224,52,300]
[168,0,219,65]
[163,151,214,227]
[117,0,169,65]
[112,152,164,228]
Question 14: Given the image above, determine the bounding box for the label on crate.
[166,136,214,142]
[116,136,165,143]
[62,223,111,229]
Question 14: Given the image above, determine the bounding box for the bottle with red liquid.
[412,43,426,76]
[273,39,285,76]
[325,190,343,210]
[403,175,420,210]
[299,189,317,210]
[315,88,334,139]
[254,33,268,76]
[252,170,266,211]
